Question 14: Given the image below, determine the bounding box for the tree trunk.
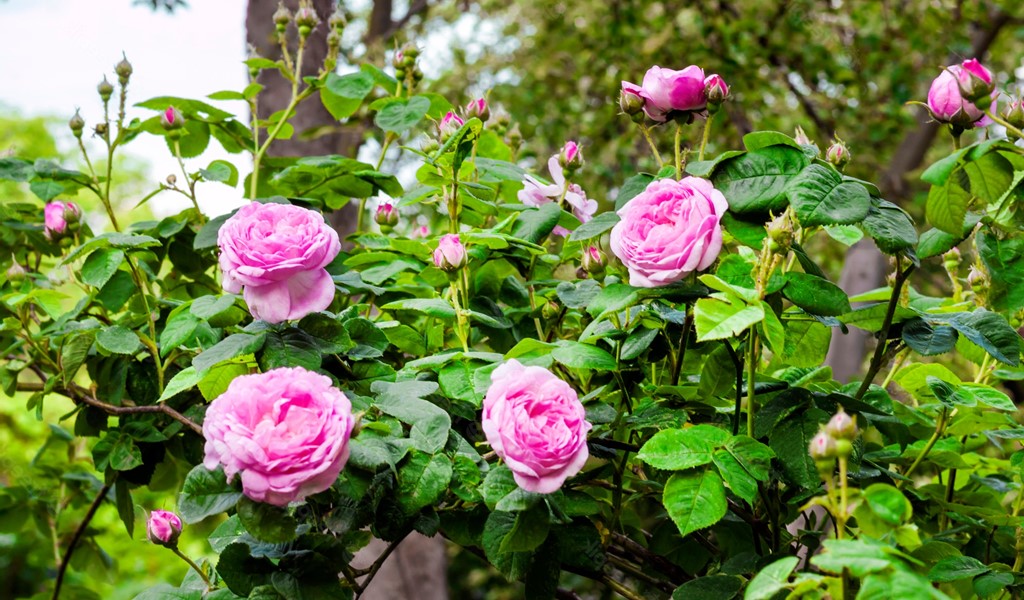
[245,2,448,598]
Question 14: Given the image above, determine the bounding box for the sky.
[0,0,250,217]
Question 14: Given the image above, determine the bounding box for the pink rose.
[516,156,597,236]
[610,177,727,287]
[482,359,592,493]
[375,200,399,229]
[161,106,184,130]
[217,202,341,324]
[433,233,466,271]
[704,74,729,104]
[465,98,489,121]
[927,58,996,127]
[203,366,355,506]
[43,201,80,239]
[146,510,182,546]
[440,111,464,139]
[625,65,708,122]
[560,140,582,169]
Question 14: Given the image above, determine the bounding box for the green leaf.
[958,383,1016,411]
[901,318,957,356]
[192,332,266,372]
[946,310,1021,366]
[663,468,727,538]
[780,318,831,368]
[178,465,242,524]
[674,575,742,600]
[863,483,911,526]
[199,159,239,187]
[586,283,641,317]
[615,173,655,210]
[694,296,764,341]
[810,539,895,576]
[638,425,729,470]
[926,178,970,235]
[928,556,991,583]
[216,543,275,596]
[921,147,970,185]
[160,309,200,357]
[769,410,825,488]
[30,180,64,201]
[977,229,1024,312]
[397,452,454,515]
[321,71,374,120]
[786,165,871,227]
[374,95,431,133]
[371,381,451,454]
[199,362,249,401]
[621,327,659,360]
[194,211,232,250]
[498,503,550,553]
[512,202,563,243]
[81,248,125,288]
[743,131,802,151]
[711,436,774,505]
[862,198,918,255]
[190,295,237,321]
[567,211,620,242]
[97,325,142,355]
[258,329,322,371]
[964,152,1014,204]
[482,511,533,581]
[158,366,202,402]
[712,145,811,214]
[381,297,456,319]
[236,497,298,543]
[61,331,96,386]
[93,433,143,471]
[745,557,798,600]
[551,341,617,370]
[782,273,851,316]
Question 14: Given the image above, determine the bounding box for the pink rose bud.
[610,178,726,287]
[793,126,813,147]
[433,234,466,271]
[273,4,292,27]
[482,360,592,493]
[1002,99,1024,129]
[619,81,646,117]
[465,98,490,122]
[638,65,708,122]
[412,225,430,238]
[44,201,80,240]
[581,245,607,277]
[146,510,182,547]
[204,367,355,506]
[825,409,858,441]
[161,106,184,131]
[559,141,584,171]
[392,49,405,69]
[439,111,465,141]
[374,201,399,230]
[826,138,850,170]
[808,431,837,460]
[927,58,996,128]
[294,5,320,29]
[704,74,729,107]
[967,264,988,288]
[217,202,341,323]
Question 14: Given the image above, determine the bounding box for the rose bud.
[392,50,405,70]
[161,106,184,131]
[704,74,729,112]
[927,58,996,128]
[826,138,851,170]
[825,409,858,441]
[619,82,646,118]
[559,141,584,172]
[809,431,837,461]
[146,510,183,547]
[6,257,27,283]
[44,201,80,240]
[294,4,320,35]
[328,8,346,30]
[581,245,607,277]
[412,225,430,239]
[465,98,490,122]
[399,42,419,67]
[273,3,292,32]
[1002,99,1024,130]
[115,53,133,83]
[439,111,464,141]
[433,234,466,271]
[97,76,114,102]
[375,201,399,231]
[69,110,85,138]
[793,126,813,147]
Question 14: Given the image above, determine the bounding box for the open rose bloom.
[482,360,592,494]
[203,366,355,506]
[517,155,597,236]
[217,202,341,323]
[623,65,708,122]
[610,177,726,287]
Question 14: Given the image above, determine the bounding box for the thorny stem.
[51,481,113,600]
[674,123,683,179]
[699,114,714,162]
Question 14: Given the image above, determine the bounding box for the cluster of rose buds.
[394,43,423,88]
[809,409,859,476]
[620,65,729,123]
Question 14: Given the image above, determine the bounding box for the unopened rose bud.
[793,126,813,147]
[328,8,346,30]
[505,123,522,150]
[115,53,133,83]
[960,69,996,109]
[69,110,85,138]
[704,74,729,112]
[63,202,82,226]
[400,43,419,61]
[273,2,292,32]
[439,111,464,141]
[942,247,961,274]
[1003,99,1024,131]
[166,174,177,186]
[412,225,430,239]
[375,201,399,231]
[465,98,489,122]
[294,4,320,36]
[559,140,584,171]
[620,82,645,117]
[492,109,511,132]
[97,76,114,102]
[542,300,560,320]
[581,245,607,277]
[6,257,27,283]
[44,201,80,240]
[146,510,182,548]
[161,106,184,131]
[927,59,995,128]
[411,67,424,83]
[766,212,793,253]
[826,138,850,170]
[809,431,837,461]
[94,122,108,136]
[433,234,466,271]
[422,138,439,154]
[825,409,858,441]
[392,50,405,70]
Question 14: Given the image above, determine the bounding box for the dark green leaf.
[663,468,727,538]
[782,273,851,317]
[786,165,871,227]
[81,248,125,288]
[712,145,811,215]
[178,465,242,523]
[236,497,298,543]
[374,96,431,133]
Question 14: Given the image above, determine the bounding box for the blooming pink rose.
[146,510,182,546]
[43,201,80,239]
[433,233,466,271]
[610,177,727,287]
[203,366,355,506]
[927,58,996,127]
[516,156,597,236]
[217,202,341,324]
[634,65,708,121]
[482,359,592,493]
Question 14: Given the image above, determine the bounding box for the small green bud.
[69,110,85,137]
[97,76,114,101]
[6,257,27,283]
[826,137,851,170]
[115,53,133,83]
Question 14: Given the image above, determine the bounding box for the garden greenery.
[4,5,1024,600]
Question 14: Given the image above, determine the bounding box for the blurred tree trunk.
[245,2,447,599]
[825,6,1012,383]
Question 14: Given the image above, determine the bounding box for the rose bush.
[3,10,1024,599]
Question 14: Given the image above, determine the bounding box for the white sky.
[0,0,250,217]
